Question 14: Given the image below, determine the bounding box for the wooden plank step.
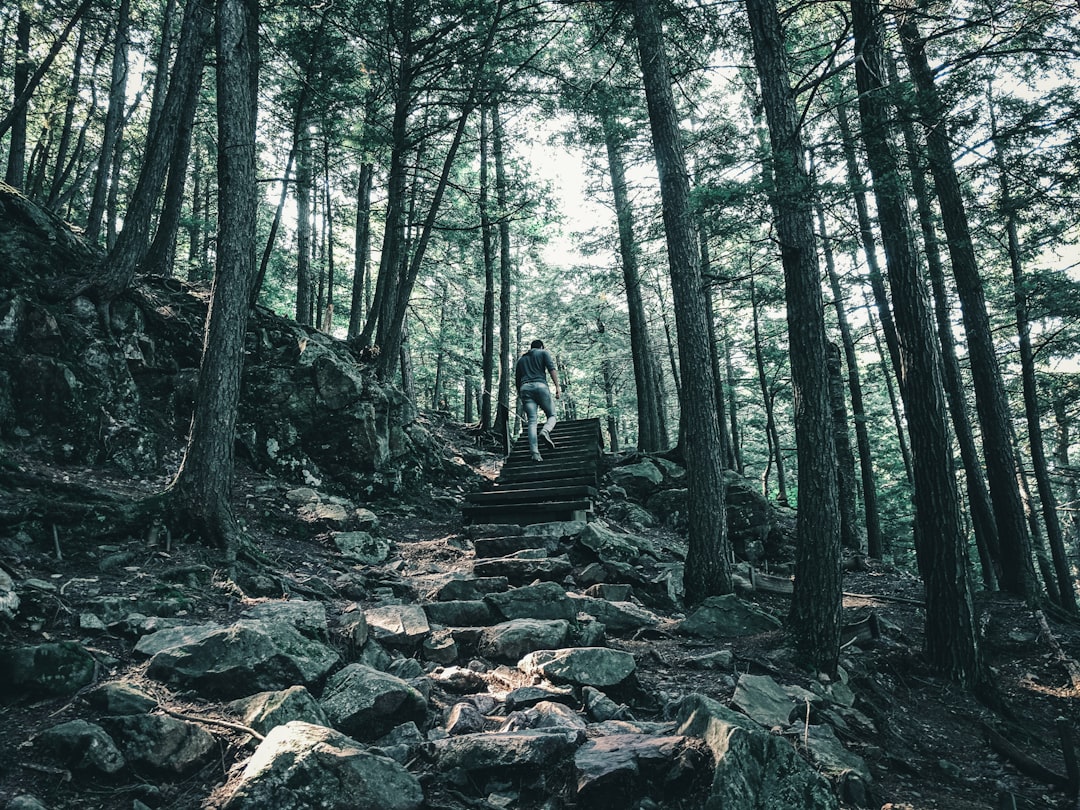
[497,468,598,486]
[461,499,594,524]
[480,476,599,492]
[466,485,598,505]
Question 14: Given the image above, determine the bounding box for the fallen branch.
[1035,609,1080,692]
[984,722,1070,790]
[160,707,264,741]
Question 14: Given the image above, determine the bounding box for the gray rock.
[486,582,575,621]
[222,721,423,810]
[427,729,582,773]
[228,685,330,736]
[35,719,125,774]
[569,594,659,634]
[335,530,391,564]
[422,629,458,664]
[518,647,636,688]
[424,599,497,626]
[84,681,157,715]
[365,604,430,648]
[106,714,216,776]
[245,600,328,641]
[320,663,428,741]
[445,702,487,735]
[6,796,49,810]
[791,721,873,786]
[731,674,818,728]
[141,620,339,699]
[609,461,664,498]
[472,553,572,585]
[430,665,487,693]
[1,641,96,696]
[675,694,838,810]
[676,595,782,639]
[531,700,587,731]
[478,619,571,663]
[575,734,701,807]
[582,686,627,722]
[435,576,509,601]
[0,568,19,621]
[577,521,654,564]
[505,684,576,711]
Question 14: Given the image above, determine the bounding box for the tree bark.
[601,104,666,452]
[991,115,1075,611]
[897,14,1036,602]
[630,0,732,603]
[745,0,842,671]
[887,52,999,590]
[817,194,883,557]
[493,101,514,419]
[86,0,130,243]
[169,0,259,566]
[348,162,373,340]
[851,0,983,685]
[479,104,496,430]
[95,0,214,301]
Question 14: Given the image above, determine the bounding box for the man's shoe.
[531,452,543,462]
[540,432,556,451]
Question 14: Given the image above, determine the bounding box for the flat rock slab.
[486,582,575,621]
[575,734,701,805]
[518,647,636,687]
[427,730,582,773]
[478,619,571,663]
[675,595,781,639]
[365,604,430,647]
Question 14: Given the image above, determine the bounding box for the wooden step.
[461,499,594,524]
[466,485,598,505]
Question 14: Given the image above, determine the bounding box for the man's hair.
[530,339,544,349]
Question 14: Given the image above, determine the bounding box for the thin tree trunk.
[95,0,214,301]
[751,271,789,505]
[898,15,1035,601]
[631,0,733,602]
[745,0,842,670]
[861,284,913,490]
[86,0,130,242]
[479,104,496,430]
[296,126,313,325]
[145,0,179,151]
[348,162,373,340]
[170,0,259,567]
[887,55,999,591]
[991,113,1075,611]
[47,22,86,207]
[852,0,983,685]
[720,313,744,474]
[493,101,513,418]
[601,105,665,452]
[818,194,883,557]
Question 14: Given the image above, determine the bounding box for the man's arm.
[547,352,561,399]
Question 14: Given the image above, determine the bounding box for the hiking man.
[514,339,560,462]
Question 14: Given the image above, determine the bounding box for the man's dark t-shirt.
[515,348,556,390]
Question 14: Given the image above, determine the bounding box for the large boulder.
[138,620,339,699]
[1,641,97,697]
[518,648,637,688]
[319,664,428,740]
[675,694,838,810]
[222,721,423,810]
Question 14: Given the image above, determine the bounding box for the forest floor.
[1,418,1079,810]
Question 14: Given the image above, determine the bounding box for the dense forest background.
[3,0,1080,685]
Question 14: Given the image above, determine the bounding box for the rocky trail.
[2,423,1079,810]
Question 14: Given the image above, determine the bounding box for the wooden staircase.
[462,418,603,525]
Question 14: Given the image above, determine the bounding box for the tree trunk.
[95,0,214,301]
[888,54,999,589]
[751,271,788,504]
[322,136,335,334]
[479,104,496,430]
[818,193,882,557]
[169,0,259,567]
[47,22,86,207]
[851,0,983,685]
[601,104,666,452]
[86,0,130,242]
[295,125,313,325]
[4,6,31,188]
[630,0,732,603]
[145,0,179,152]
[991,116,1075,611]
[348,162,373,340]
[745,0,842,671]
[720,313,744,474]
[897,15,1036,602]
[493,101,513,419]
[143,31,207,278]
